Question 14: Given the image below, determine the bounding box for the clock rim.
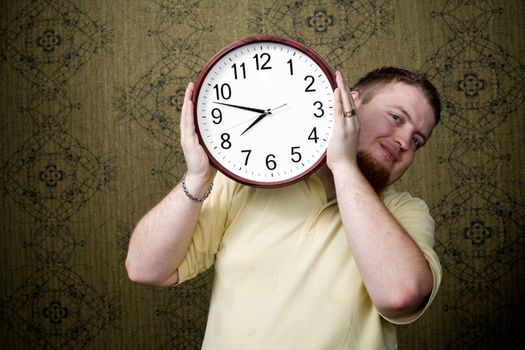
[192,34,336,188]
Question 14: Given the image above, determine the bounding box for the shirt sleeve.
[177,173,238,284]
[380,189,443,324]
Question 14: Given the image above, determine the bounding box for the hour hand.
[213,102,266,114]
[240,112,269,136]
[239,103,287,136]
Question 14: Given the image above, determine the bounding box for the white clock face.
[194,37,335,187]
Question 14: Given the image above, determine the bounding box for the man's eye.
[391,114,400,121]
[412,137,421,147]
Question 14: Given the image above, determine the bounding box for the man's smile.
[380,143,399,163]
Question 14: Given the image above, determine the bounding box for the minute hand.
[240,103,287,136]
[213,102,266,114]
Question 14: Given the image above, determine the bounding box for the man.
[126,67,442,349]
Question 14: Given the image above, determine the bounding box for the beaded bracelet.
[181,172,213,202]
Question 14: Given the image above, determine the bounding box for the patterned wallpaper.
[1,0,523,349]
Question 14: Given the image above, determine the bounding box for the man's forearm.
[332,164,434,318]
[125,175,211,287]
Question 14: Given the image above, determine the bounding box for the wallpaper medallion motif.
[249,0,394,68]
[416,1,524,348]
[1,0,118,348]
[1,0,522,349]
[113,0,221,347]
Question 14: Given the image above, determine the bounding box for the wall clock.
[192,35,336,187]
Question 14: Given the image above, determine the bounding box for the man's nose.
[394,131,411,150]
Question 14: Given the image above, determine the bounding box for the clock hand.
[240,103,287,136]
[217,115,261,134]
[267,103,287,113]
[240,112,269,136]
[213,102,266,114]
[214,103,288,135]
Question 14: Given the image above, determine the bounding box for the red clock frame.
[192,35,336,187]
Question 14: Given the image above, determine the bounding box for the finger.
[333,87,343,127]
[344,82,352,97]
[180,82,194,145]
[180,83,190,140]
[335,71,352,114]
[337,71,359,119]
[344,84,358,116]
[186,89,195,142]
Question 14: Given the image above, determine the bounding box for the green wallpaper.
[1,0,523,349]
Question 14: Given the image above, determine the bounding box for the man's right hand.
[180,82,216,193]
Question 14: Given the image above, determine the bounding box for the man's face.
[354,82,436,187]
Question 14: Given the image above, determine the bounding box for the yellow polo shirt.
[178,173,441,350]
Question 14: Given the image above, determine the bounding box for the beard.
[356,151,390,194]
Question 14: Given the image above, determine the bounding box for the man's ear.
[350,90,361,109]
